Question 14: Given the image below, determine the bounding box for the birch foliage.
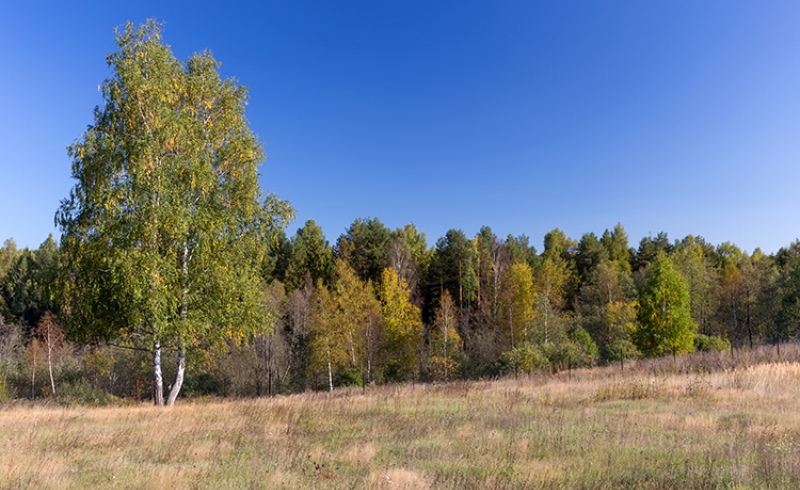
[56,21,292,404]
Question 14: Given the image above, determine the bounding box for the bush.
[183,371,224,397]
[570,327,599,367]
[603,340,640,366]
[428,356,461,382]
[694,334,731,353]
[539,337,598,372]
[57,379,117,406]
[499,343,549,375]
[0,378,11,402]
[336,367,365,388]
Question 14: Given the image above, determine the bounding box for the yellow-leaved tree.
[429,290,461,381]
[499,262,535,350]
[379,267,422,381]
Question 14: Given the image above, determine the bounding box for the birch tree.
[634,253,697,358]
[308,282,344,392]
[56,20,292,406]
[499,262,535,350]
[380,268,423,381]
[430,290,461,381]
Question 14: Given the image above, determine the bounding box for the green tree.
[713,242,751,349]
[543,228,577,264]
[387,223,429,307]
[672,235,719,336]
[576,232,608,282]
[577,258,637,361]
[634,232,673,271]
[532,256,572,344]
[308,281,344,392]
[263,228,292,283]
[542,228,578,311]
[56,21,292,406]
[0,239,19,321]
[284,220,334,291]
[634,253,697,358]
[332,259,381,383]
[777,255,800,341]
[0,239,17,275]
[1,236,61,328]
[431,229,478,308]
[600,223,632,270]
[336,217,392,285]
[506,234,538,269]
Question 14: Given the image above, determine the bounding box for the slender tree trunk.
[255,349,262,398]
[47,348,56,396]
[509,304,515,349]
[443,319,448,361]
[327,357,333,393]
[365,319,373,384]
[165,242,189,407]
[493,274,499,319]
[267,336,274,397]
[458,262,463,306]
[46,328,56,396]
[153,337,164,406]
[543,297,550,344]
[348,329,356,367]
[731,299,739,350]
[166,346,185,406]
[30,343,36,401]
[746,301,753,349]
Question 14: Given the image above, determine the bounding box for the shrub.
[428,356,461,382]
[570,327,599,367]
[499,343,549,375]
[336,367,365,388]
[694,334,731,353]
[603,340,640,366]
[57,379,117,406]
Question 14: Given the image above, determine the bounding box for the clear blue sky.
[1,1,798,254]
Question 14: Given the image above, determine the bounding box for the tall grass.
[2,346,800,488]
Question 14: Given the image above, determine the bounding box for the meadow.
[2,347,799,489]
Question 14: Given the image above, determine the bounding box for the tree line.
[2,220,800,401]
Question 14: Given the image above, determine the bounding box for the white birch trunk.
[166,347,185,406]
[165,242,189,406]
[47,329,56,396]
[153,338,164,406]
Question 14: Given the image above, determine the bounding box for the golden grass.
[2,356,800,488]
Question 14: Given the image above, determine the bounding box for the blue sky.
[1,1,798,254]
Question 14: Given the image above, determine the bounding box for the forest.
[2,219,800,404]
[1,20,799,406]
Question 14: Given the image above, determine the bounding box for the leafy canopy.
[56,20,293,353]
[635,253,697,357]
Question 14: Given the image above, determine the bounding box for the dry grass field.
[2,348,800,489]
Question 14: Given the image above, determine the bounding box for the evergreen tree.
[336,217,392,285]
[284,220,334,291]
